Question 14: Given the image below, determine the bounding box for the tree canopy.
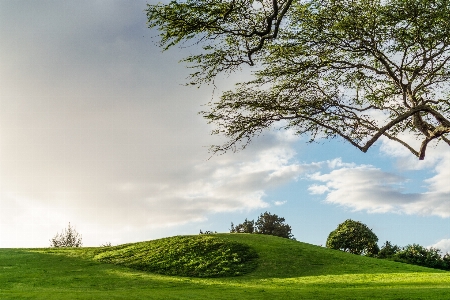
[326,219,379,255]
[230,212,294,239]
[230,218,255,234]
[147,0,450,159]
[255,211,293,239]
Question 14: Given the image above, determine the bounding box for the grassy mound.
[4,234,450,299]
[93,235,258,277]
[33,233,444,279]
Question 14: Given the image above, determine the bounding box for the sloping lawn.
[1,234,449,299]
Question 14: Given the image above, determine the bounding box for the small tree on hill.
[50,222,83,248]
[255,212,293,239]
[231,212,294,239]
[230,218,255,233]
[326,219,378,256]
[377,241,401,259]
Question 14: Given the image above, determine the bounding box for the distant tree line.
[327,219,450,271]
[377,241,450,271]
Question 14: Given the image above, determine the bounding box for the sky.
[1,1,449,252]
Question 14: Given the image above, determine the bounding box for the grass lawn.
[1,234,449,299]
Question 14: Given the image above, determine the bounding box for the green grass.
[1,234,450,299]
[93,235,258,277]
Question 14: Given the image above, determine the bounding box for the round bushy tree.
[326,219,378,256]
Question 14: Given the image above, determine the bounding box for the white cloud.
[305,114,450,216]
[307,184,330,195]
[430,239,450,254]
[274,200,287,206]
[309,166,413,213]
[326,158,357,169]
[308,154,450,216]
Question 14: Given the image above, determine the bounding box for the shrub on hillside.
[230,212,294,239]
[230,218,255,234]
[50,223,82,248]
[199,230,217,234]
[255,212,293,239]
[443,253,450,268]
[326,219,379,256]
[392,244,449,270]
[377,241,401,259]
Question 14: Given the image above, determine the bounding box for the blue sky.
[1,1,449,253]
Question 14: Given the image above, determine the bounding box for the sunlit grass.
[1,234,450,299]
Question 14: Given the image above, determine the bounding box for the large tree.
[147,0,450,159]
[326,219,379,255]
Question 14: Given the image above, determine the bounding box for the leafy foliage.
[147,0,450,160]
[375,241,450,270]
[376,241,450,271]
[255,212,293,239]
[392,244,450,270]
[50,223,82,248]
[326,219,379,256]
[377,241,401,259]
[230,212,294,239]
[230,218,255,234]
[94,235,258,277]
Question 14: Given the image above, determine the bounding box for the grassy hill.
[1,234,450,299]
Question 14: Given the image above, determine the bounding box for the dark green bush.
[377,241,401,259]
[393,244,449,270]
[443,253,450,268]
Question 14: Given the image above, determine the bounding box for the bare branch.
[382,133,419,157]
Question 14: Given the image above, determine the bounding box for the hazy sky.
[1,1,449,252]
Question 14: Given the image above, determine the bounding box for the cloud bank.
[308,152,450,217]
